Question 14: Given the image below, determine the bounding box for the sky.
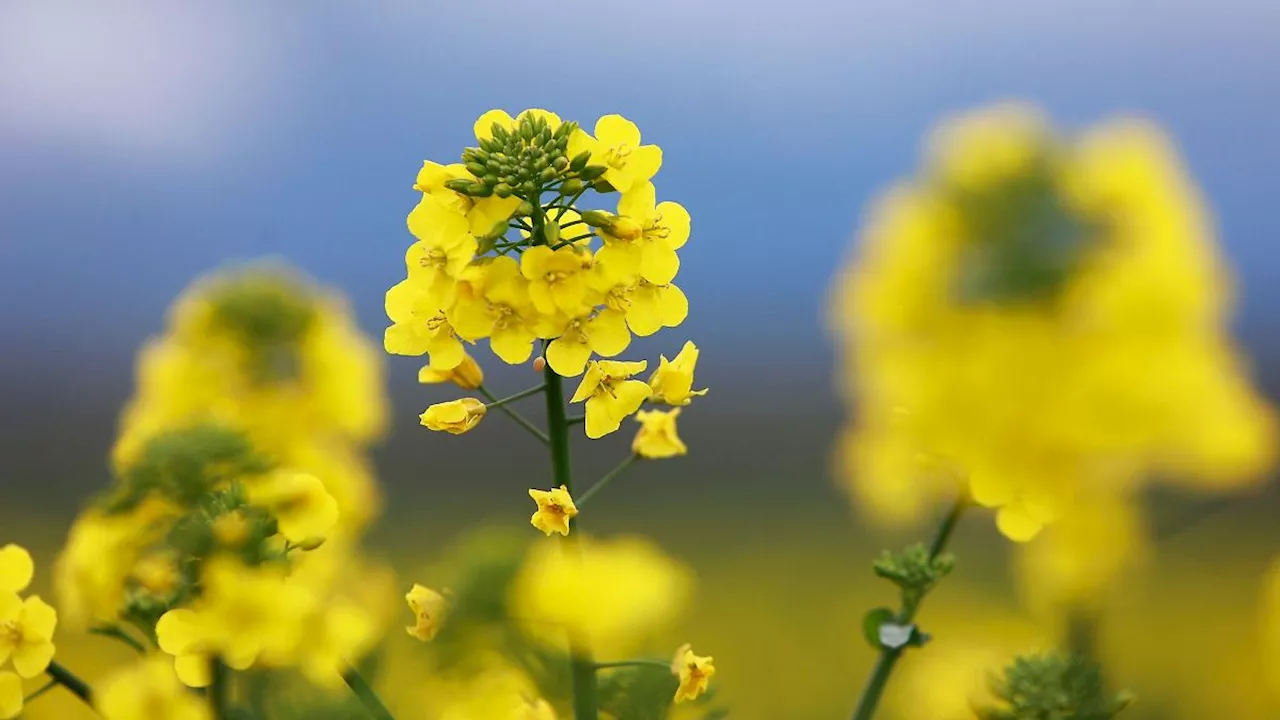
[2,0,1280,485]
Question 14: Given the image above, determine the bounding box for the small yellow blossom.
[568,114,662,193]
[0,672,20,720]
[420,398,487,435]
[597,182,690,285]
[647,341,707,406]
[521,245,592,316]
[384,279,466,370]
[0,547,32,596]
[97,656,212,720]
[626,279,688,337]
[570,360,653,439]
[671,643,715,703]
[414,159,520,236]
[633,409,688,459]
[545,309,631,377]
[0,592,57,678]
[130,552,180,598]
[528,485,579,536]
[248,470,340,544]
[450,257,543,364]
[405,584,449,642]
[419,353,485,390]
[212,510,252,548]
[405,195,478,310]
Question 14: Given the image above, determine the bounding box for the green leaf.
[862,607,896,650]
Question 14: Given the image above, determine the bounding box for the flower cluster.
[833,103,1276,543]
[0,545,57,720]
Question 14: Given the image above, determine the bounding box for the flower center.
[420,248,449,270]
[544,271,568,285]
[426,313,448,332]
[2,619,21,643]
[644,211,670,240]
[604,143,632,170]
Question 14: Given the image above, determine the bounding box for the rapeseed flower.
[528,485,578,536]
[833,103,1276,540]
[405,584,449,642]
[647,341,707,406]
[420,398,487,434]
[418,352,485,389]
[568,115,662,193]
[671,643,715,703]
[597,182,689,285]
[97,656,212,720]
[570,360,653,439]
[633,409,688,459]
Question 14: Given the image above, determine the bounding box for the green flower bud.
[544,220,561,246]
[552,156,569,171]
[492,123,509,141]
[580,210,615,229]
[465,162,487,177]
[560,178,584,195]
[493,182,513,198]
[516,201,534,217]
[539,166,558,183]
[469,182,493,198]
[569,151,591,172]
[480,218,509,242]
[591,178,617,194]
[462,148,488,164]
[534,156,549,171]
[519,120,535,142]
[580,164,609,181]
[292,537,327,552]
[481,174,499,186]
[444,178,477,195]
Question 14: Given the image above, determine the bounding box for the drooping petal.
[571,363,605,403]
[584,397,621,440]
[547,337,593,378]
[627,289,663,337]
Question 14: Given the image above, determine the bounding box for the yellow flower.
[405,584,449,642]
[568,114,662,193]
[0,672,20,720]
[413,160,520,236]
[833,103,1277,540]
[384,279,466,370]
[418,352,485,390]
[596,182,690,285]
[511,535,690,655]
[405,194,478,310]
[212,510,252,548]
[247,470,340,544]
[97,656,212,720]
[570,360,653,439]
[474,108,563,141]
[0,592,57,678]
[420,398,487,434]
[450,256,543,364]
[130,551,180,598]
[520,245,593,316]
[528,485,578,536]
[648,341,707,406]
[625,279,688,337]
[671,643,715,703]
[633,409,688,459]
[545,309,631,377]
[54,502,170,631]
[0,547,32,596]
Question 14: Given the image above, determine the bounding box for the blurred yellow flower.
[247,470,340,544]
[97,656,211,720]
[406,583,449,642]
[511,535,690,655]
[130,551,180,599]
[212,510,252,548]
[528,485,578,536]
[671,643,715,703]
[0,672,19,720]
[647,341,707,406]
[833,102,1276,541]
[571,360,652,439]
[568,114,663,193]
[419,353,485,390]
[420,398,487,434]
[54,502,169,631]
[633,409,688,459]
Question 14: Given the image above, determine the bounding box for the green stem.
[342,665,396,720]
[565,414,586,425]
[576,454,639,507]
[45,660,93,706]
[484,383,546,409]
[90,623,147,654]
[544,355,598,719]
[850,496,967,720]
[478,385,550,444]
[210,658,230,719]
[594,659,670,671]
[23,679,57,702]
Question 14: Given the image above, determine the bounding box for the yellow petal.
[0,592,21,624]
[594,114,641,149]
[0,672,21,720]
[156,609,205,655]
[426,334,465,370]
[547,336,593,378]
[491,327,534,365]
[384,323,430,356]
[567,128,595,164]
[571,363,605,403]
[474,109,516,141]
[618,182,657,219]
[658,284,689,327]
[657,201,690,249]
[640,241,680,285]
[12,640,54,678]
[588,310,631,357]
[0,546,33,595]
[613,380,654,418]
[584,399,620,440]
[174,653,212,688]
[627,145,663,186]
[627,289,662,337]
[996,504,1044,542]
[20,596,57,639]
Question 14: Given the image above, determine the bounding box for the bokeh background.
[3,1,1280,717]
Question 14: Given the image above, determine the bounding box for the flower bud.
[544,220,561,246]
[293,536,327,552]
[532,356,547,373]
[420,398,487,434]
[569,151,591,172]
[481,218,509,241]
[560,178,584,195]
[465,162,487,177]
[444,178,475,194]
[552,156,569,172]
[462,148,488,164]
[516,201,534,217]
[580,164,609,181]
[494,182,513,198]
[579,210,614,229]
[610,215,644,240]
[539,166,558,183]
